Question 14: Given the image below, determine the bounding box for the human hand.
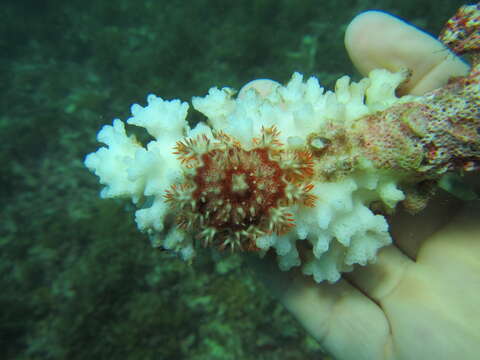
[251,11,479,360]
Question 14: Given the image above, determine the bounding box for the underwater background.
[1,0,468,359]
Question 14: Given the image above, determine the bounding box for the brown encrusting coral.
[440,3,480,56]
[350,3,480,212]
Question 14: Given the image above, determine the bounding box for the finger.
[388,192,463,259]
[282,276,392,360]
[417,201,480,266]
[238,79,281,98]
[343,244,413,303]
[344,11,469,95]
[249,254,391,360]
[344,193,462,302]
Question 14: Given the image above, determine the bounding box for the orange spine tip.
[303,194,317,207]
[304,183,314,192]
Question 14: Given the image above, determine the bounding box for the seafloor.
[0,0,467,359]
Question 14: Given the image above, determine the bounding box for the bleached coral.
[85,69,416,283]
[85,3,480,283]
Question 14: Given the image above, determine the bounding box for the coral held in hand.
[85,4,480,283]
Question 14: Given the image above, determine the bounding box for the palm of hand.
[313,201,480,360]
[255,11,480,360]
[381,209,480,360]
[272,182,480,360]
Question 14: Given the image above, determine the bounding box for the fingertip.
[344,10,469,94]
[238,79,281,99]
[345,10,408,76]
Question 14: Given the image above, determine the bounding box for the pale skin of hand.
[248,11,480,360]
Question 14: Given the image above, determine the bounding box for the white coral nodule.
[85,70,409,283]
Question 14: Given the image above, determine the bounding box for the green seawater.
[0,0,467,358]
